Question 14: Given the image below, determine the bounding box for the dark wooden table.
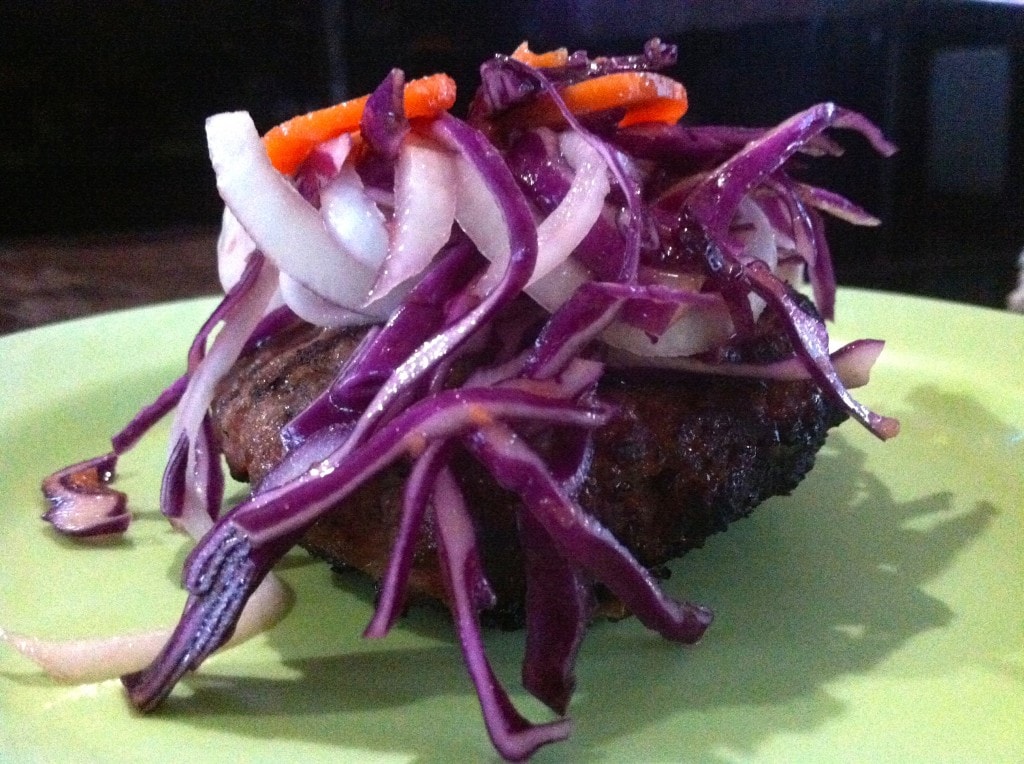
[0,227,221,336]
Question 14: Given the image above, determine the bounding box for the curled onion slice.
[205,111,382,318]
[216,208,256,293]
[279,272,381,328]
[609,337,887,388]
[369,134,458,302]
[1,574,290,684]
[41,453,129,538]
[320,163,389,271]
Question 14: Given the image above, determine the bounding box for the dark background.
[2,0,1022,316]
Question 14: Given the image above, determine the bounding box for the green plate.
[1,290,1022,762]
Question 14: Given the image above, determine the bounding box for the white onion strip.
[602,298,735,358]
[368,135,458,303]
[463,130,609,311]
[216,208,257,293]
[0,575,291,685]
[736,196,777,320]
[280,273,381,328]
[453,152,509,276]
[205,111,382,318]
[168,256,280,540]
[607,338,885,389]
[320,164,389,271]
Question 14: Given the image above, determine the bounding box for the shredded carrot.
[618,96,689,128]
[507,70,687,128]
[262,73,457,174]
[511,42,570,69]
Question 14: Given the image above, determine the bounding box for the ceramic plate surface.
[1,290,1021,762]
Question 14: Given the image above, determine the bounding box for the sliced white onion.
[531,133,609,285]
[320,164,389,270]
[1,574,291,684]
[735,196,777,319]
[216,208,257,292]
[369,135,458,303]
[526,257,592,313]
[462,130,609,312]
[737,196,778,272]
[279,273,380,328]
[605,338,884,389]
[453,152,510,276]
[524,133,609,301]
[205,111,382,317]
[170,259,281,540]
[602,298,735,358]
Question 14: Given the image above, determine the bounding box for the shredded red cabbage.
[40,39,901,760]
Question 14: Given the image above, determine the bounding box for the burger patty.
[211,317,846,627]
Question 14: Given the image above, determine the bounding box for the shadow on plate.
[148,384,1012,761]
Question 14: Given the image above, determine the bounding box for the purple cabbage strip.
[187,252,266,371]
[612,123,768,171]
[123,522,291,711]
[504,129,625,282]
[472,37,677,118]
[281,236,480,448]
[488,55,645,282]
[159,434,189,522]
[518,508,593,715]
[804,200,838,321]
[524,281,627,379]
[764,174,837,320]
[258,422,356,496]
[467,422,713,643]
[361,68,410,160]
[533,423,597,498]
[794,181,882,227]
[363,440,453,639]
[741,261,899,440]
[122,387,613,712]
[42,369,191,538]
[686,103,895,244]
[198,414,226,521]
[110,373,189,454]
[432,468,572,761]
[503,129,567,213]
[610,122,849,171]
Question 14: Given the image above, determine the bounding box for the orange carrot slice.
[511,42,570,69]
[262,73,457,174]
[508,70,688,128]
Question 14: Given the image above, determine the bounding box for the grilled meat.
[211,309,846,627]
